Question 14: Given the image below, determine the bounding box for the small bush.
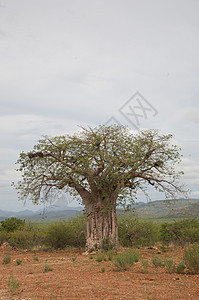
[164,259,176,274]
[113,250,140,271]
[152,256,164,268]
[101,238,114,251]
[3,254,11,265]
[176,262,186,274]
[106,249,116,261]
[16,259,22,266]
[140,259,149,274]
[72,256,77,262]
[44,264,53,272]
[96,251,106,262]
[8,272,19,296]
[32,255,39,261]
[184,243,199,274]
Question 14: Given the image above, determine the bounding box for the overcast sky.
[0,0,199,211]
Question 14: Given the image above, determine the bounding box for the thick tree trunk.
[85,200,119,251]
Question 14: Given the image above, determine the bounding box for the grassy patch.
[113,250,140,271]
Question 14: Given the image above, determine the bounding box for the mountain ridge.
[0,199,198,221]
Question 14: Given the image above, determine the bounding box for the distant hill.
[0,206,83,222]
[132,199,199,219]
[0,199,199,221]
[28,209,83,221]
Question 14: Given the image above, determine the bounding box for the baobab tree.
[14,125,186,250]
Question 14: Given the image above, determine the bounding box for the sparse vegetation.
[96,251,106,262]
[113,250,140,271]
[32,255,39,261]
[3,254,11,265]
[184,243,199,274]
[176,262,186,274]
[164,259,176,274]
[44,264,53,272]
[8,272,19,296]
[140,259,149,273]
[152,256,165,268]
[16,259,22,265]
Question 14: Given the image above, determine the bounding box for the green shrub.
[0,217,25,233]
[32,255,39,261]
[44,264,53,272]
[176,262,186,274]
[118,216,159,248]
[8,228,41,249]
[106,249,116,261]
[8,272,19,296]
[140,259,149,274]
[113,250,140,271]
[72,256,77,262]
[101,238,115,251]
[3,254,11,265]
[164,259,176,273]
[16,259,22,266]
[152,255,165,268]
[160,218,199,246]
[96,251,106,262]
[184,243,199,274]
[0,230,8,245]
[43,216,86,249]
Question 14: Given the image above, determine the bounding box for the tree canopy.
[14,125,187,250]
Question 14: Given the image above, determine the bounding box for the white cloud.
[185,109,199,124]
[178,158,199,185]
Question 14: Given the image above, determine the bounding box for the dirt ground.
[0,245,199,300]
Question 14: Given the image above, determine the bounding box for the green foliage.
[72,256,77,262]
[0,217,25,233]
[101,237,115,251]
[152,256,165,268]
[113,250,140,271]
[16,259,22,265]
[118,216,159,248]
[140,259,149,273]
[106,249,116,261]
[96,251,106,262]
[0,230,8,245]
[176,262,186,274]
[8,223,42,249]
[184,243,199,274]
[8,272,19,296]
[3,254,11,264]
[44,264,53,272]
[15,125,185,210]
[43,216,86,249]
[0,221,42,249]
[101,267,105,273]
[160,218,199,246]
[164,259,176,273]
[32,255,39,261]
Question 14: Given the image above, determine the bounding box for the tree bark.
[85,199,119,251]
